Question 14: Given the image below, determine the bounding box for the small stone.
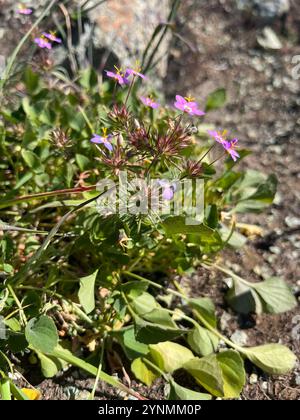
[261,381,268,391]
[285,216,300,228]
[295,375,300,386]
[230,330,248,346]
[249,373,258,384]
[257,27,282,50]
[269,246,281,254]
[220,312,232,331]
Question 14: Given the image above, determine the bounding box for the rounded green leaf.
[131,358,159,386]
[183,355,223,397]
[217,350,245,398]
[243,344,297,375]
[187,325,219,356]
[169,379,212,400]
[149,341,194,373]
[25,316,58,353]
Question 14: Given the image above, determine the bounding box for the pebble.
[230,330,248,346]
[249,373,258,384]
[220,312,233,331]
[285,216,300,228]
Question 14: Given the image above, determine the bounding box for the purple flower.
[174,95,205,117]
[105,68,130,86]
[126,68,146,80]
[223,138,240,161]
[90,131,113,152]
[158,180,176,200]
[16,6,33,15]
[34,37,52,49]
[140,96,159,109]
[207,130,227,144]
[208,130,240,161]
[42,32,62,43]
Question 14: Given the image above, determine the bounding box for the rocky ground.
[2,0,299,400]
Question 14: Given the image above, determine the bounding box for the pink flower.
[90,131,113,152]
[207,130,227,144]
[42,32,62,43]
[157,180,176,200]
[126,68,146,80]
[16,5,33,15]
[174,95,205,116]
[223,139,240,161]
[105,68,130,86]
[140,96,159,109]
[34,37,52,49]
[208,130,240,161]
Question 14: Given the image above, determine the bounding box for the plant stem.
[0,185,98,209]
[207,151,227,167]
[124,75,136,107]
[50,346,147,399]
[142,358,169,381]
[196,144,215,164]
[90,336,105,399]
[6,284,27,325]
[122,271,186,300]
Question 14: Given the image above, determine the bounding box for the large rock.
[88,0,170,76]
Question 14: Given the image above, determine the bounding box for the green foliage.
[0,42,296,400]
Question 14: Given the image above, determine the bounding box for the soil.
[13,0,300,400]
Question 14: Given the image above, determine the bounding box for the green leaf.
[114,326,149,360]
[130,292,160,315]
[134,316,185,344]
[25,316,58,353]
[206,204,218,229]
[21,150,43,174]
[78,269,98,314]
[183,355,224,397]
[183,351,245,398]
[219,225,247,248]
[252,277,297,314]
[75,154,91,171]
[149,341,194,373]
[169,379,212,400]
[142,309,178,329]
[131,357,159,386]
[162,216,217,237]
[36,352,60,378]
[8,333,28,353]
[242,344,296,374]
[226,279,259,315]
[79,67,98,90]
[121,281,149,298]
[187,325,219,356]
[23,67,40,94]
[187,297,217,327]
[205,88,227,112]
[226,275,296,315]
[216,351,245,398]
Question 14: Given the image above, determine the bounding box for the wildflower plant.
[0,7,297,401]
